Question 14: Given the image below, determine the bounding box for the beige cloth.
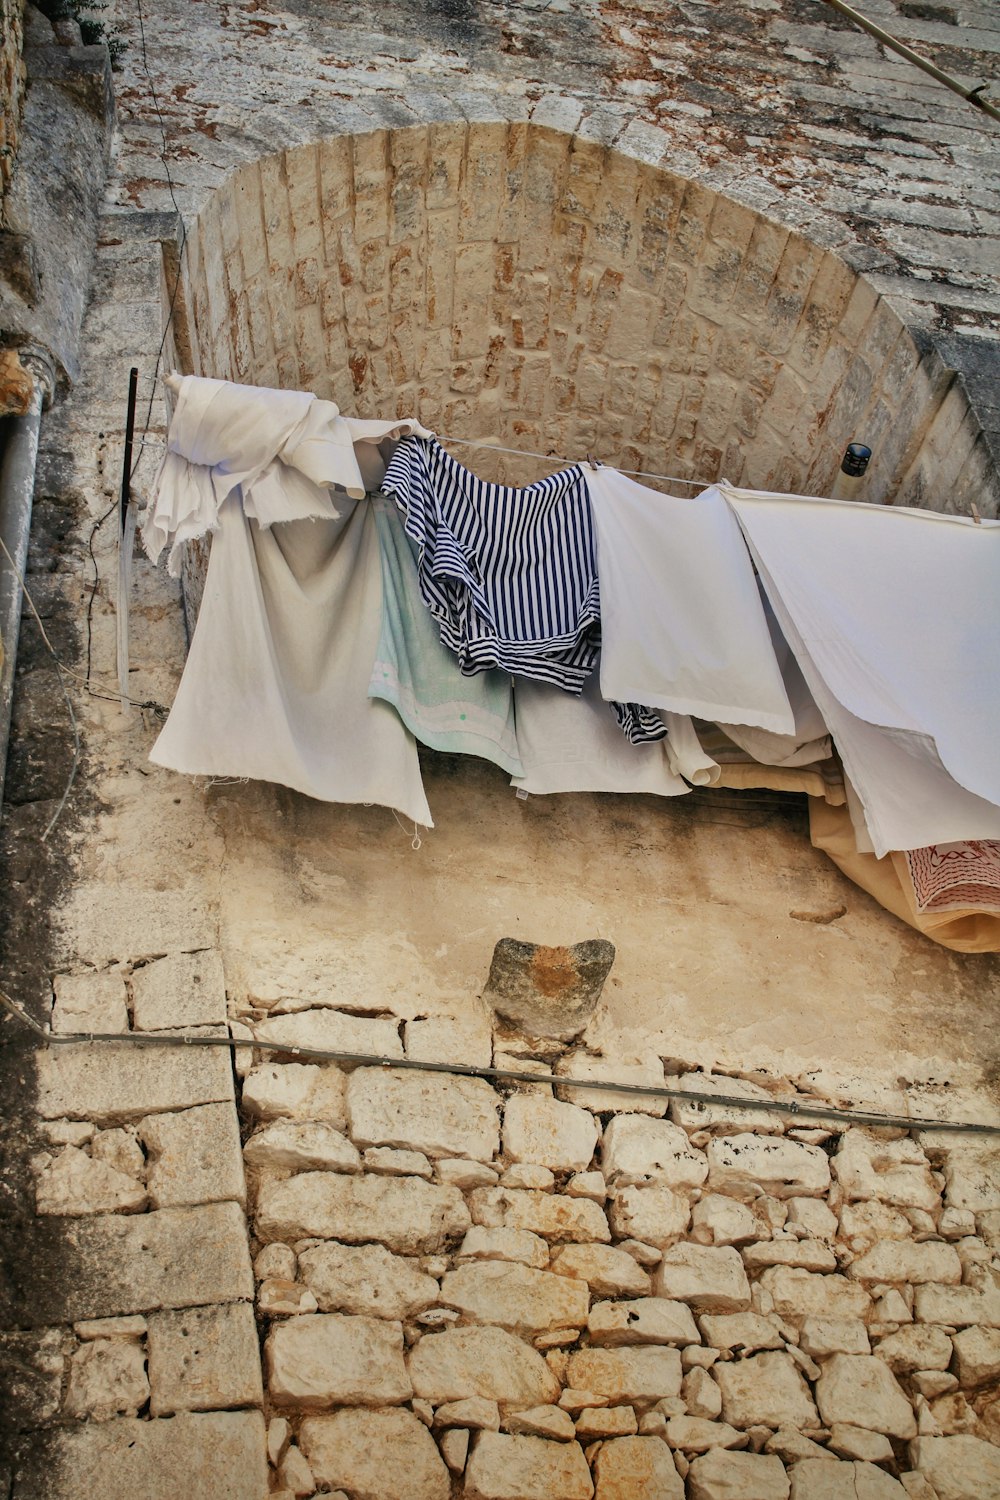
[809,798,1000,953]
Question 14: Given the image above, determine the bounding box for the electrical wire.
[1,987,995,1136]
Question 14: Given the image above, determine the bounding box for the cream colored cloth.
[144,374,432,576]
[584,469,794,733]
[725,484,1000,856]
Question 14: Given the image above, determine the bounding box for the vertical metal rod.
[120,366,139,534]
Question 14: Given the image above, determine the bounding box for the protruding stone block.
[483,937,614,1041]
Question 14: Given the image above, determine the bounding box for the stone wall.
[0,0,25,204]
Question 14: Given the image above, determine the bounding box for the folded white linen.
[584,467,794,733]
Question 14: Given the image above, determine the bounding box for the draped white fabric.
[584,468,795,733]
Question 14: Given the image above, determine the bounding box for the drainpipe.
[0,347,56,809]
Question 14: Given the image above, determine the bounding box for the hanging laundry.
[510,674,691,798]
[380,437,664,743]
[905,841,1000,916]
[145,374,432,576]
[146,377,434,825]
[583,469,795,734]
[661,712,721,787]
[725,484,1000,855]
[695,721,845,804]
[369,495,522,775]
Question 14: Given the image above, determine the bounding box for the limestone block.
[277,1444,315,1495]
[25,1412,268,1500]
[242,1119,360,1173]
[42,1120,95,1147]
[408,1327,560,1407]
[147,1303,262,1416]
[766,1431,834,1464]
[458,1227,550,1268]
[90,1129,145,1178]
[698,1313,785,1353]
[502,1095,599,1173]
[908,1434,1000,1498]
[827,1427,895,1463]
[435,1398,501,1430]
[913,1277,1000,1328]
[652,1245,751,1312]
[505,1406,575,1441]
[139,1102,246,1210]
[241,1062,348,1129]
[565,1346,683,1402]
[469,1187,610,1243]
[555,1053,667,1116]
[64,1338,150,1421]
[744,1241,838,1272]
[464,1432,594,1500]
[608,1185,691,1247]
[926,1392,978,1436]
[707,1135,830,1199]
[60,1203,254,1320]
[441,1427,470,1473]
[952,1325,1000,1387]
[815,1355,916,1439]
[266,1313,411,1407]
[37,1040,234,1124]
[683,1366,723,1419]
[267,1416,289,1466]
[847,1242,961,1286]
[601,1115,708,1190]
[502,1163,555,1190]
[549,1243,650,1296]
[873,1325,953,1374]
[787,1459,908,1497]
[669,1074,787,1135]
[364,1146,434,1178]
[254,1007,404,1059]
[786,1198,838,1241]
[34,1145,148,1216]
[798,1319,871,1358]
[833,1133,939,1213]
[839,1202,911,1253]
[687,1447,791,1499]
[666,1417,748,1452]
[566,1171,607,1201]
[715,1352,819,1431]
[593,1436,684,1499]
[587,1297,699,1347]
[691,1194,762,1247]
[131,950,227,1031]
[74,1316,147,1340]
[404,1010,493,1069]
[438,1159,499,1191]
[297,1240,439,1319]
[347,1067,500,1160]
[52,970,129,1034]
[575,1405,637,1439]
[483,937,614,1043]
[440,1261,589,1335]
[758,1268,871,1321]
[299,1408,450,1500]
[258,1279,318,1316]
[256,1172,470,1253]
[254,1243,296,1281]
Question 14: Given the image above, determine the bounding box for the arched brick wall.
[172,122,997,512]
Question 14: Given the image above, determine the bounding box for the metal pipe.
[821,0,1000,125]
[0,350,55,809]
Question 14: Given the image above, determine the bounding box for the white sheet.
[726,486,1000,855]
[150,495,433,826]
[144,374,431,576]
[511,673,691,798]
[584,468,794,733]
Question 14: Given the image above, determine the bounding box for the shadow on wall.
[165,122,998,517]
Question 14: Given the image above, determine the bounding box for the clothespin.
[586,453,602,470]
[970,502,982,525]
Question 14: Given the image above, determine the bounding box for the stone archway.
[170,121,995,515]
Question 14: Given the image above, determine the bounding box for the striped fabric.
[380,437,666,743]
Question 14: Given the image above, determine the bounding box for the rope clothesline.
[436,432,714,490]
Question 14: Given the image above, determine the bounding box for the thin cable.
[0,537,80,839]
[128,0,188,484]
[437,434,712,490]
[1,988,995,1135]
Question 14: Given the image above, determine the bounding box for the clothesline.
[435,433,713,490]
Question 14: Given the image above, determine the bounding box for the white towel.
[584,467,794,733]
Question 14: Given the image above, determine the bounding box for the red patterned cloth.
[905,841,1000,914]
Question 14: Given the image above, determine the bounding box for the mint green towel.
[370,495,522,775]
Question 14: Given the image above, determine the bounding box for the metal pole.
[821,0,1000,125]
[120,366,138,534]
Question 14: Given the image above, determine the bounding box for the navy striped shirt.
[381,437,665,742]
